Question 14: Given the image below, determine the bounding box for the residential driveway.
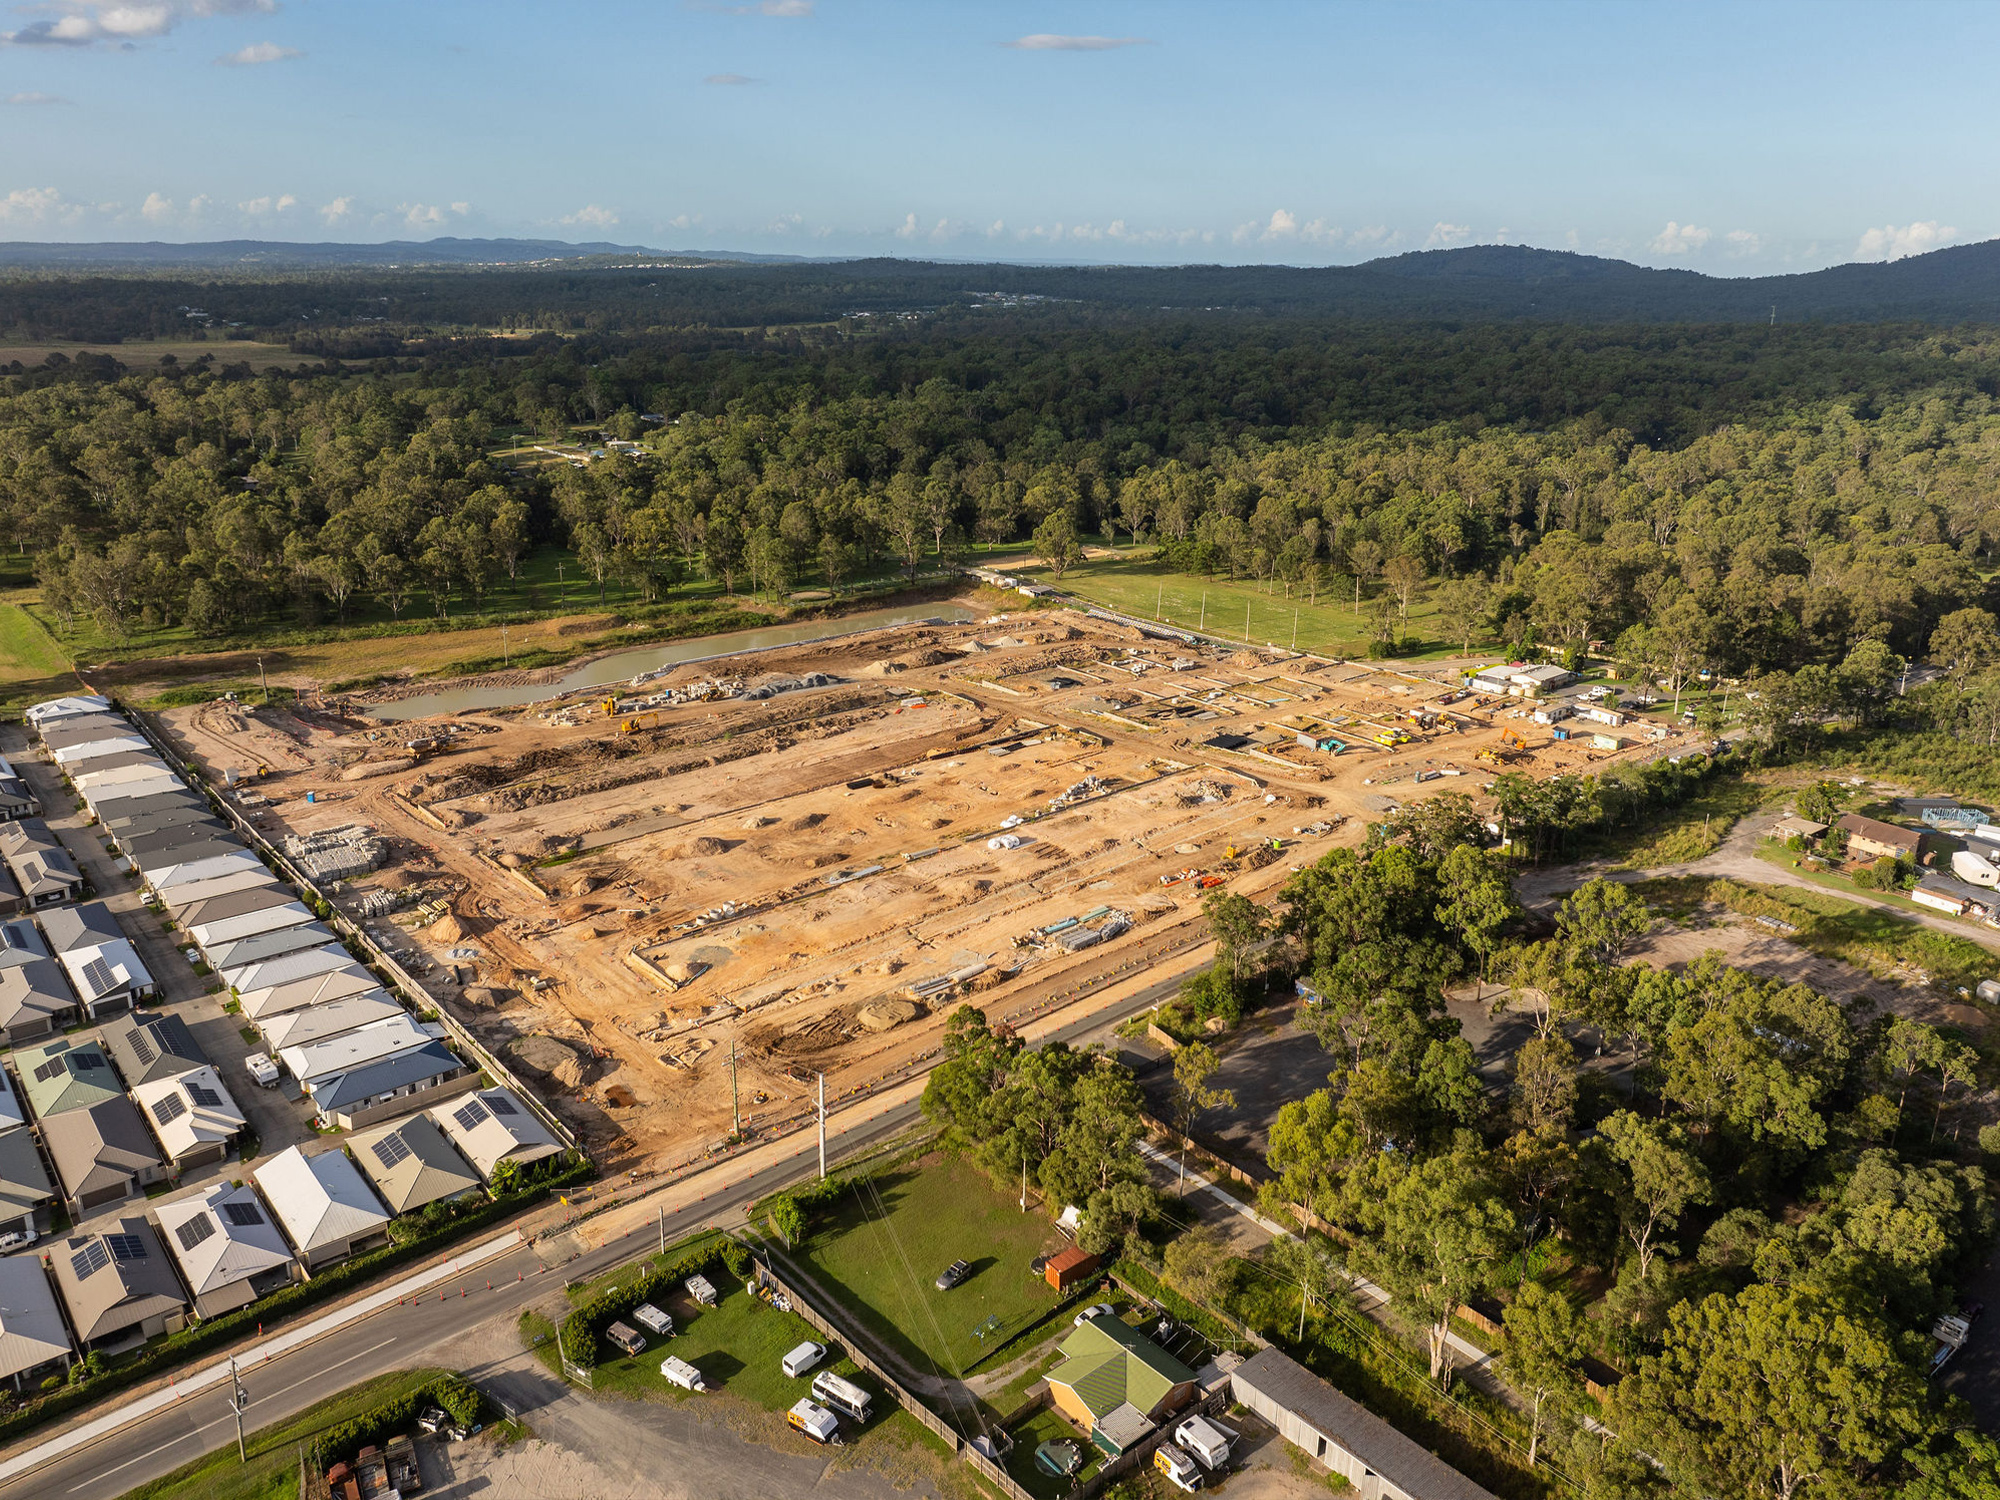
[425,1345,944,1500]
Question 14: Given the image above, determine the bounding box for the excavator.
[1475,726,1532,765]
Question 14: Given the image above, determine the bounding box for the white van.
[1153,1443,1203,1492]
[782,1340,826,1378]
[810,1369,872,1422]
[787,1399,841,1445]
[659,1355,707,1392]
[1174,1415,1232,1471]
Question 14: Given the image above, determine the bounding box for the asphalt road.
[8,972,1190,1500]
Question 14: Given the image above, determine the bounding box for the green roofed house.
[18,1038,122,1121]
[1046,1315,1197,1456]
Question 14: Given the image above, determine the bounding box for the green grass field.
[0,593,78,710]
[1013,549,1483,661]
[1588,774,1783,870]
[796,1153,1070,1380]
[121,1367,446,1500]
[1005,1406,1106,1499]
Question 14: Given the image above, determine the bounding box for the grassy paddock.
[796,1152,1069,1379]
[0,593,78,710]
[120,1367,445,1500]
[1587,773,1785,869]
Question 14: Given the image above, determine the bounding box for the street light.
[229,1355,250,1462]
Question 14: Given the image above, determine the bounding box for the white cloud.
[696,0,812,14]
[666,212,702,230]
[237,192,295,215]
[217,40,298,65]
[0,186,83,225]
[318,195,353,225]
[1649,220,1711,255]
[397,201,469,230]
[1426,221,1473,248]
[1724,229,1762,257]
[561,204,619,229]
[894,212,918,240]
[1856,220,1956,261]
[5,91,70,104]
[704,72,757,85]
[140,190,174,222]
[1005,33,1149,50]
[1264,208,1298,237]
[3,0,274,48]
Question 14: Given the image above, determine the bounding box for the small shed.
[1045,1246,1100,1291]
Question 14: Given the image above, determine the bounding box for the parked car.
[782,1340,827,1378]
[1073,1303,1113,1327]
[934,1259,970,1291]
[633,1302,675,1337]
[606,1321,646,1357]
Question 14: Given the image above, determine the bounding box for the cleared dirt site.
[158,602,1697,1169]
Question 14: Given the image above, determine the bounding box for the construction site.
[154,601,1694,1170]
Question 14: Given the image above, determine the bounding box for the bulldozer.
[618,711,659,735]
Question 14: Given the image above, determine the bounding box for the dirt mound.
[742,816,777,829]
[861,659,907,676]
[682,836,730,857]
[437,806,479,829]
[497,851,526,868]
[801,852,845,869]
[1227,649,1265,666]
[460,985,507,1007]
[376,867,424,889]
[566,874,602,897]
[857,998,920,1032]
[510,1034,587,1089]
[923,815,953,829]
[789,812,826,832]
[899,647,961,668]
[428,913,465,943]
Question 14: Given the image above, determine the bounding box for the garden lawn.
[1016,552,1479,661]
[797,1152,1067,1378]
[1004,1406,1104,1500]
[120,1367,446,1500]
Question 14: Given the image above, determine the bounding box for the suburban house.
[190,905,321,965]
[40,1097,170,1215]
[157,1182,299,1318]
[0,869,19,917]
[1767,815,1829,842]
[1470,662,1575,697]
[1838,812,1923,863]
[25,694,114,730]
[157,866,278,917]
[58,939,154,1019]
[176,883,302,932]
[280,1014,433,1088]
[238,962,381,1024]
[103,1012,209,1088]
[207,922,339,979]
[225,946,359,1003]
[0,1125,58,1242]
[18,1038,123,1120]
[1231,1347,1502,1500]
[253,1145,393,1272]
[349,1113,482,1215]
[0,957,80,1045]
[44,728,148,766]
[0,1065,22,1133]
[0,1255,71,1390]
[49,1220,190,1348]
[258,991,406,1054]
[0,822,82,909]
[304,1039,473,1132]
[146,849,263,896]
[102,802,222,854]
[132,1066,245,1172]
[37,901,123,957]
[431,1087,563,1181]
[1045,1316,1197,1456]
[0,767,38,823]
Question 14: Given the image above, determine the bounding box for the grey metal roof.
[41,1098,164,1203]
[0,959,77,1035]
[176,884,299,929]
[48,1218,186,1344]
[1232,1348,1502,1500]
[209,923,335,975]
[103,1012,209,1087]
[0,1254,69,1381]
[308,1040,464,1112]
[348,1113,480,1213]
[37,902,125,956]
[100,792,208,827]
[0,1125,55,1214]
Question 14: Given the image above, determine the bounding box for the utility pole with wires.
[817,1073,826,1180]
[657,1203,665,1257]
[730,1040,740,1137]
[228,1355,249,1462]
[1019,1151,1028,1212]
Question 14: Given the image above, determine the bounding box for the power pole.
[229,1355,249,1462]
[501,623,510,669]
[1019,1151,1028,1212]
[1155,582,1162,620]
[1244,600,1251,642]
[817,1072,826,1180]
[258,657,269,707]
[1292,606,1299,651]
[657,1202,665,1257]
[1200,593,1206,631]
[730,1040,740,1136]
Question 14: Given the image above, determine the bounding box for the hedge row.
[558,1239,739,1369]
[0,1155,592,1447]
[314,1373,484,1467]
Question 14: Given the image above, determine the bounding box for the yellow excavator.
[1476,727,1532,765]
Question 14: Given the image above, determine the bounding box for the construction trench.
[158,600,1698,1171]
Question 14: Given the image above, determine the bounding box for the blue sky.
[0,0,1993,271]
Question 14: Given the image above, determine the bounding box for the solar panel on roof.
[128,1030,157,1065]
[106,1233,147,1261]
[175,1215,216,1253]
[32,1059,62,1083]
[486,1095,519,1116]
[81,957,115,996]
[222,1200,263,1227]
[152,1094,187,1125]
[74,1052,106,1070]
[451,1099,489,1131]
[371,1134,412,1170]
[71,1241,109,1280]
[186,1083,223,1108]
